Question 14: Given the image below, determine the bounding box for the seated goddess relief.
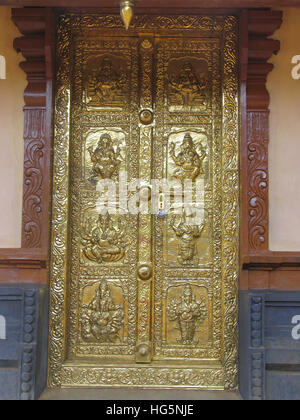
[170,133,206,182]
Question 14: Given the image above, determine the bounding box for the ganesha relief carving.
[81,280,125,343]
[82,213,128,264]
[88,132,123,182]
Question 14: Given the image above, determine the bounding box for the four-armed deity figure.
[168,61,208,108]
[168,284,207,345]
[82,213,127,264]
[81,280,124,343]
[86,56,127,106]
[88,133,122,181]
[171,213,205,265]
[170,133,206,182]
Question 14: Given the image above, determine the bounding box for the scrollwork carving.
[247,112,269,250]
[222,16,239,390]
[22,110,46,248]
[61,366,224,388]
[13,8,49,249]
[245,10,283,251]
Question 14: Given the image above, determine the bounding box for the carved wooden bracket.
[13,8,47,108]
[12,8,54,249]
[245,10,282,252]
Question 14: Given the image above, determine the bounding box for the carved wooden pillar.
[12,8,54,250]
[0,8,54,284]
[245,10,282,253]
[239,9,300,292]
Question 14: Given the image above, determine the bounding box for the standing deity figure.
[170,133,206,182]
[88,133,122,181]
[81,280,124,343]
[171,213,205,265]
[168,284,207,345]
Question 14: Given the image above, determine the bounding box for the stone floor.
[41,388,242,400]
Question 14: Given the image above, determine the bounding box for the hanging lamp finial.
[120,0,135,30]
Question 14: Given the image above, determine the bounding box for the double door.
[49,14,239,389]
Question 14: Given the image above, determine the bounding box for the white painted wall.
[268,8,300,251]
[0,6,26,248]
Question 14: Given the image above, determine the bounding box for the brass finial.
[120,0,135,31]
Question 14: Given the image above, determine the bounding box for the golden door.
[48,14,239,389]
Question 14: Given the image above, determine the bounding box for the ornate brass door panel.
[49,14,239,390]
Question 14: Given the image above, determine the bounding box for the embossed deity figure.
[170,133,206,182]
[168,284,207,345]
[82,213,127,264]
[81,280,124,343]
[168,61,208,108]
[86,57,127,107]
[88,133,122,181]
[171,213,205,265]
